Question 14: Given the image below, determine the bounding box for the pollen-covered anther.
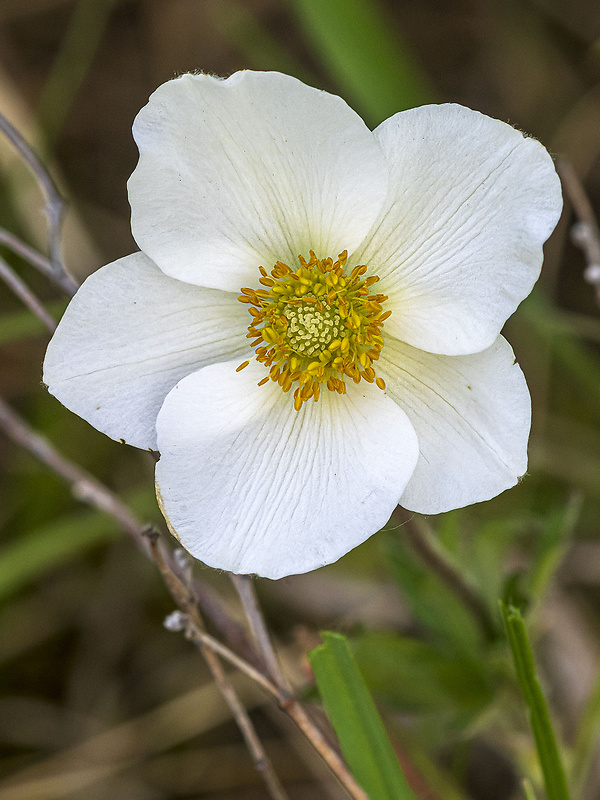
[237,250,390,409]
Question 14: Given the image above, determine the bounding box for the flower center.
[237,250,390,410]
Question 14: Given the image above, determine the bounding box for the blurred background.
[2,0,600,798]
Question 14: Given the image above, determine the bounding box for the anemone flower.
[44,70,562,579]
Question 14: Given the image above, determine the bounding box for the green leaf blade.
[289,0,435,124]
[501,604,570,800]
[309,631,416,800]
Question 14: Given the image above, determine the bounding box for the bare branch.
[0,255,57,332]
[151,537,368,800]
[0,111,77,295]
[0,227,76,296]
[152,540,290,800]
[231,573,289,689]
[201,642,291,800]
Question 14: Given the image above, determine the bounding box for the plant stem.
[501,603,570,800]
[0,111,75,293]
[231,573,288,688]
[0,255,56,331]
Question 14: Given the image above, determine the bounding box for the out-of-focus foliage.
[1,0,600,798]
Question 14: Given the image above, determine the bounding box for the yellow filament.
[237,250,390,409]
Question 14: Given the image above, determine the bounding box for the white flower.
[43,71,562,579]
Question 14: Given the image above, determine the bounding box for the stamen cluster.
[237,250,390,410]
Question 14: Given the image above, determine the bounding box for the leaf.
[289,0,435,124]
[522,779,537,800]
[207,0,316,84]
[309,631,416,800]
[501,604,570,800]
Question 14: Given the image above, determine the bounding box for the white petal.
[155,359,419,579]
[129,71,388,292]
[43,253,250,450]
[377,335,531,513]
[353,104,562,355]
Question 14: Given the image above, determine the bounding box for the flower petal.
[353,104,562,355]
[378,335,531,513]
[155,359,419,579]
[43,253,250,450]
[129,71,389,292]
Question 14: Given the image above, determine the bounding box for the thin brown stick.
[0,227,76,296]
[0,111,77,295]
[150,539,290,800]
[231,574,289,689]
[149,537,368,800]
[191,576,266,672]
[557,159,600,301]
[400,512,498,643]
[0,255,57,332]
[0,399,366,800]
[200,643,291,800]
[149,539,278,699]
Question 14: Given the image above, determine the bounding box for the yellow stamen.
[237,250,390,409]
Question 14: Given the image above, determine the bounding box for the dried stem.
[0,226,76,296]
[191,576,266,672]
[231,573,289,689]
[0,254,57,332]
[401,512,498,643]
[149,538,290,800]
[557,159,600,302]
[151,537,367,800]
[229,578,366,795]
[0,398,367,800]
[200,643,291,800]
[0,111,77,295]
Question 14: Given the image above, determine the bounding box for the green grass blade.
[289,0,435,124]
[501,603,570,800]
[523,779,538,800]
[309,631,416,800]
[207,0,316,84]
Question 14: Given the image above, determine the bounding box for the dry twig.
[0,254,56,331]
[231,573,289,689]
[151,537,290,800]
[0,111,76,295]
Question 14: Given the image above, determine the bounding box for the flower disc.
[238,250,390,409]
